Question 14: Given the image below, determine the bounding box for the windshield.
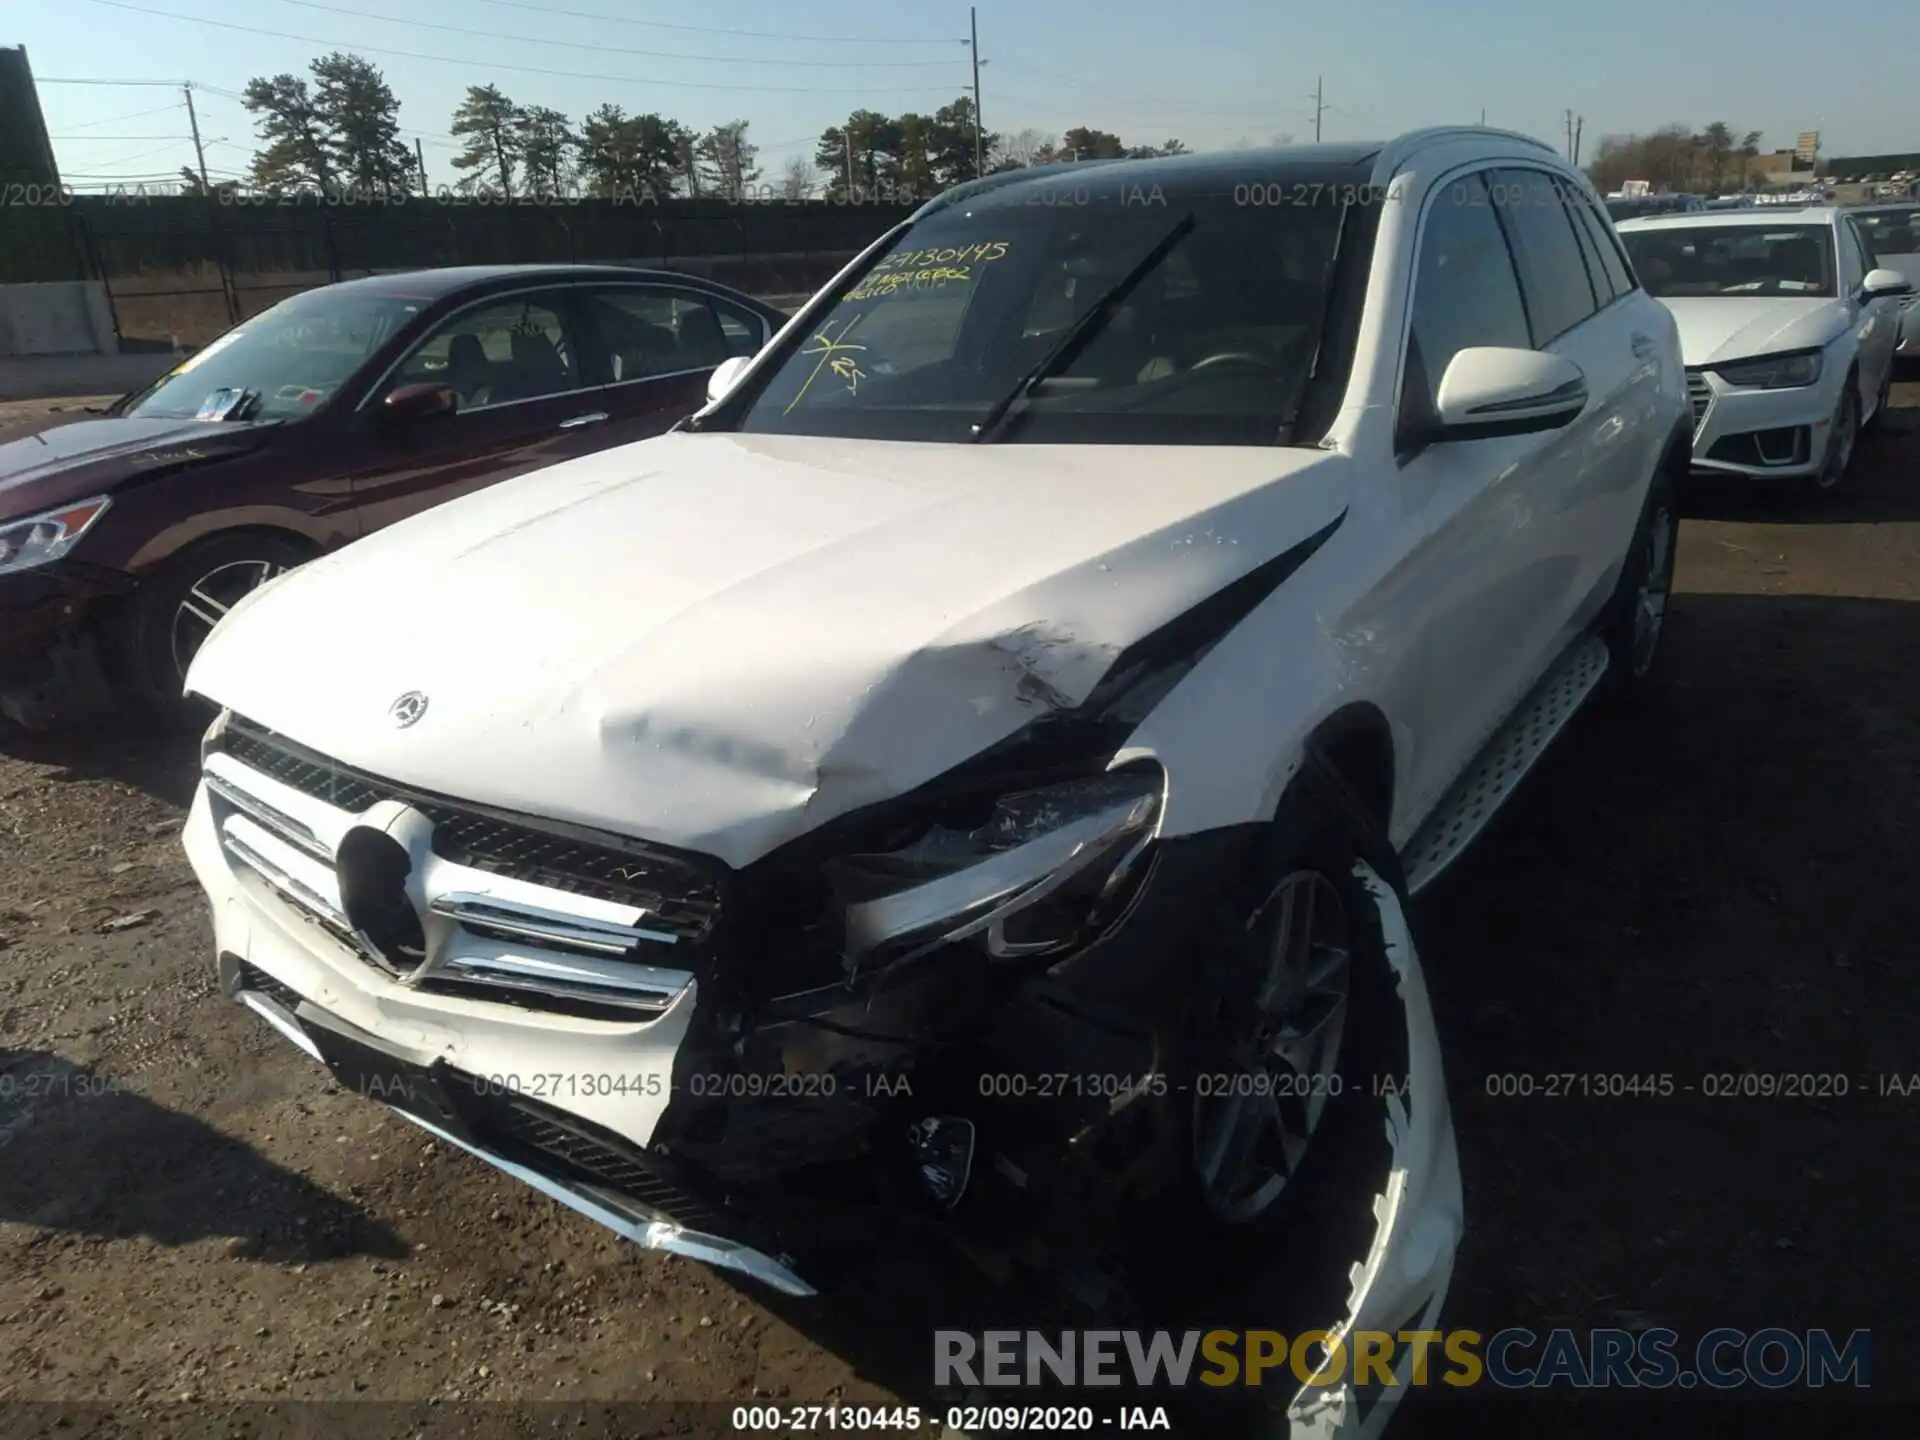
[1620,224,1836,298]
[122,287,424,421]
[1855,208,1920,257]
[728,186,1350,445]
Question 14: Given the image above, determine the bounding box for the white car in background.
[1850,203,1920,362]
[1618,207,1912,496]
[178,128,1691,1436]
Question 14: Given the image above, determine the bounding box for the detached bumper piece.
[222,954,815,1296]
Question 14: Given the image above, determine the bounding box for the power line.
[464,0,959,45]
[51,134,199,140]
[57,101,187,130]
[990,57,1315,122]
[36,76,189,87]
[78,0,973,95]
[260,0,967,68]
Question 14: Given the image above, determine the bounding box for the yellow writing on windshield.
[870,240,1009,273]
[845,265,975,301]
[783,314,870,413]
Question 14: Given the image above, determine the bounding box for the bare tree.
[778,154,818,200]
[1001,127,1052,167]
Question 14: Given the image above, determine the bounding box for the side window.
[1837,222,1866,291]
[1570,189,1636,299]
[1847,219,1878,273]
[708,296,770,358]
[1490,169,1600,344]
[386,293,580,411]
[589,288,760,379]
[1401,171,1532,436]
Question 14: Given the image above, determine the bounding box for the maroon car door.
[574,284,772,447]
[345,286,619,533]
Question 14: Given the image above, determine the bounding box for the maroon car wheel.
[124,532,313,718]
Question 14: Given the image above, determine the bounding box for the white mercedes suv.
[1617,206,1913,496]
[180,129,1686,1432]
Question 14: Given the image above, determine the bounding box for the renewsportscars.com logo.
[934,1327,1871,1391]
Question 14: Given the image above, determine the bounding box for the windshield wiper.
[970,211,1196,444]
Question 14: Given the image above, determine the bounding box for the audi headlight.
[1711,350,1823,389]
[827,767,1165,972]
[0,496,112,576]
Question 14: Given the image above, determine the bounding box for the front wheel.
[1808,382,1859,498]
[123,532,311,721]
[1137,771,1409,1329]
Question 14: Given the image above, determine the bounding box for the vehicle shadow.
[0,711,200,810]
[1681,397,1920,524]
[0,1048,409,1262]
[1410,590,1920,1408]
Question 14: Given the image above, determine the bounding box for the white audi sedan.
[1618,207,1912,496]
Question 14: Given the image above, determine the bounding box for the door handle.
[558,411,608,429]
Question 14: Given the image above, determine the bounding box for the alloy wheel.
[1193,870,1351,1225]
[170,559,287,679]
[1816,391,1857,491]
[1630,505,1676,678]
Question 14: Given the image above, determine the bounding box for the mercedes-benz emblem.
[389,691,429,728]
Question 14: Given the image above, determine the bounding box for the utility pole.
[415,137,428,194]
[1565,108,1575,161]
[844,129,854,199]
[1573,116,1584,167]
[1479,108,1487,127]
[183,83,211,192]
[1310,75,1325,143]
[969,7,985,178]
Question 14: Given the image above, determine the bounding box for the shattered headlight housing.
[0,497,112,576]
[828,766,1164,972]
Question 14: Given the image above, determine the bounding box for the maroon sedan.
[0,264,787,727]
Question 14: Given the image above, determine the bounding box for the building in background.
[1795,131,1821,167]
[0,46,62,191]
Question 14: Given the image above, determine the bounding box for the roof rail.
[1374,126,1559,178]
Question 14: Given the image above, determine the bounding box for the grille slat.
[1686,370,1712,429]
[220,718,722,946]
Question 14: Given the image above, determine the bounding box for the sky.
[13,0,1920,189]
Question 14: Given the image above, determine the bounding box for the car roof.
[311,264,758,302]
[1616,207,1842,231]
[911,131,1564,219]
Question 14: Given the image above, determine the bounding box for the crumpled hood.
[0,416,276,520]
[1660,296,1846,367]
[188,431,1348,867]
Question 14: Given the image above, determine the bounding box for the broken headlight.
[828,767,1164,972]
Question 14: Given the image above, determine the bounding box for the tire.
[122,532,311,722]
[1132,762,1410,1332]
[1600,459,1679,699]
[1865,363,1893,433]
[1807,380,1859,499]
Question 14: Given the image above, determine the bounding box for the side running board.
[1402,636,1611,896]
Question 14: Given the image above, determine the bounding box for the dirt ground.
[4,382,1919,1436]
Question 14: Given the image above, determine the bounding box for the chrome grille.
[206,715,719,1020]
[221,718,722,943]
[1686,370,1712,430]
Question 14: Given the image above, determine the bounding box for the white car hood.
[1660,295,1845,366]
[188,431,1348,867]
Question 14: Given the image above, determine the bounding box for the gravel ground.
[4,383,1919,1436]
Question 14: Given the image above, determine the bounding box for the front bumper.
[1686,367,1838,480]
[0,562,129,726]
[184,754,1460,1351]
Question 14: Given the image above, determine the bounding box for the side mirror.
[1862,268,1914,301]
[381,382,460,425]
[706,355,751,406]
[1428,348,1588,442]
